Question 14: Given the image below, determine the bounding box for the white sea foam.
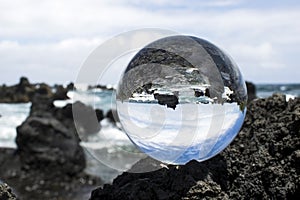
[0,89,116,148]
[1,85,297,152]
[286,94,296,101]
[0,103,31,148]
[73,91,102,105]
[53,99,73,107]
[81,118,132,150]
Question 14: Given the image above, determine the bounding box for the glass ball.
[116,35,247,164]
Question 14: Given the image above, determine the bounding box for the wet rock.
[0,77,71,103]
[88,84,114,91]
[246,81,256,102]
[66,82,75,91]
[19,77,30,86]
[194,88,210,98]
[0,183,17,200]
[0,148,102,200]
[95,109,104,122]
[16,98,102,175]
[53,84,68,100]
[154,93,179,110]
[69,101,101,136]
[16,114,86,175]
[91,94,300,200]
[0,77,35,103]
[35,83,53,97]
[30,94,55,116]
[106,109,120,123]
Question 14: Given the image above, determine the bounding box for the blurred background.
[0,0,300,85]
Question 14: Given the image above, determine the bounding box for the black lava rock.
[90,94,300,200]
[0,77,71,103]
[154,93,179,110]
[69,101,101,136]
[16,97,102,175]
[0,148,101,200]
[246,81,257,102]
[0,183,17,200]
[16,113,86,175]
[106,109,120,124]
[53,84,69,100]
[95,109,104,122]
[66,82,75,91]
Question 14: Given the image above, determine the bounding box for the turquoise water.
[256,83,300,98]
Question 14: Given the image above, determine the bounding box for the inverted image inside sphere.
[116,35,247,164]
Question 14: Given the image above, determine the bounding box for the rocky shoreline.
[0,77,74,103]
[91,94,300,200]
[0,78,107,200]
[0,99,104,199]
[0,147,101,200]
[1,78,299,199]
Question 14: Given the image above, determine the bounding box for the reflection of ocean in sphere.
[116,35,247,164]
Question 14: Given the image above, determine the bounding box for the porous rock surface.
[0,183,17,200]
[16,95,101,175]
[0,77,71,103]
[91,93,300,200]
[0,97,103,200]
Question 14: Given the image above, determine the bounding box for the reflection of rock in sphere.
[154,93,179,110]
[117,35,247,106]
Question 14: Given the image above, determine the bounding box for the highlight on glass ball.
[116,35,247,164]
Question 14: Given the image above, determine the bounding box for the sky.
[0,0,300,85]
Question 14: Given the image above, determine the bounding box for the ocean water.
[0,83,299,180]
[256,83,300,99]
[1,83,299,150]
[0,89,123,149]
[0,103,31,148]
[0,89,131,182]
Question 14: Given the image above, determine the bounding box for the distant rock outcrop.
[106,109,120,124]
[0,77,71,103]
[53,84,69,100]
[88,84,114,91]
[245,81,257,102]
[16,95,102,175]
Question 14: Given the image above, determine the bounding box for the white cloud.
[0,38,101,84]
[119,0,244,8]
[0,0,299,84]
[203,0,244,7]
[229,42,283,69]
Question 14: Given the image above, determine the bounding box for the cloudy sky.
[1,0,299,85]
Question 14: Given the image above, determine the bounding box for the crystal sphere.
[116,35,247,164]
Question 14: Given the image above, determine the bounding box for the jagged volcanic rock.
[90,94,300,200]
[16,95,101,175]
[0,183,17,200]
